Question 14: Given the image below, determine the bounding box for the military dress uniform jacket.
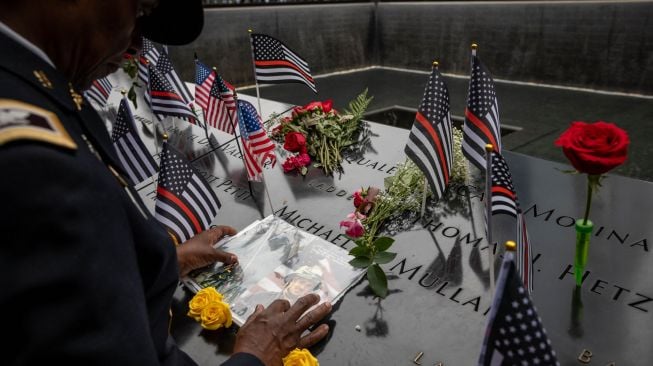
[0,32,261,366]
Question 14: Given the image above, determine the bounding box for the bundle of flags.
[250,33,316,93]
[400,47,533,292]
[194,57,276,183]
[154,141,221,244]
[478,245,558,366]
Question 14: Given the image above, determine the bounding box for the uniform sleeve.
[221,353,265,366]
[0,142,189,365]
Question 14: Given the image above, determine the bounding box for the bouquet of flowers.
[271,89,373,175]
[339,159,427,297]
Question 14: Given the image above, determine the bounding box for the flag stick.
[233,90,275,215]
[420,176,428,219]
[247,29,263,117]
[485,143,495,295]
[261,172,276,216]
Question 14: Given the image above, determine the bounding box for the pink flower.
[339,212,366,238]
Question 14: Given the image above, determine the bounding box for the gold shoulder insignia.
[0,99,77,150]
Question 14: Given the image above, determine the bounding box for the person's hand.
[233,294,331,366]
[176,225,238,277]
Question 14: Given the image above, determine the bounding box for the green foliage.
[367,264,388,298]
[373,237,394,252]
[349,256,372,269]
[344,88,373,127]
[121,57,141,109]
[373,251,396,264]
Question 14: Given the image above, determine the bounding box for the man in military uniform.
[0,1,330,365]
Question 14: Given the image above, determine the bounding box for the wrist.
[175,246,190,277]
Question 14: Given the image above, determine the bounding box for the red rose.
[321,99,333,114]
[304,101,323,112]
[291,106,305,117]
[297,153,311,166]
[555,121,629,175]
[353,191,364,207]
[283,132,307,153]
[282,156,298,173]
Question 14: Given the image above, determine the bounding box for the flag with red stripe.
[156,48,193,105]
[237,99,276,181]
[250,33,316,93]
[404,66,453,201]
[490,152,517,217]
[155,142,221,243]
[462,51,502,171]
[148,64,196,123]
[84,77,112,108]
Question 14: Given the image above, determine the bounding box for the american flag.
[250,33,316,93]
[138,37,160,85]
[205,73,237,134]
[148,64,196,123]
[462,51,502,171]
[111,98,158,184]
[194,60,215,110]
[84,77,112,107]
[477,250,558,366]
[156,48,193,105]
[517,209,534,293]
[237,99,276,181]
[404,66,453,201]
[155,142,221,243]
[490,152,517,218]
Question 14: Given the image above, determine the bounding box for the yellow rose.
[283,348,319,366]
[187,287,223,321]
[200,301,232,330]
